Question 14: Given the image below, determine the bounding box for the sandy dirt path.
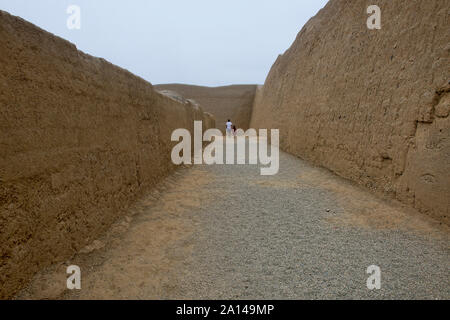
[17,138,449,299]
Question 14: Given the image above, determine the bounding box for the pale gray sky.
[0,0,328,86]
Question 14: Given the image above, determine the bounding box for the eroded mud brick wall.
[155,84,257,133]
[0,11,214,298]
[250,0,449,223]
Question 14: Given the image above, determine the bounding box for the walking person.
[226,119,232,136]
[232,125,237,136]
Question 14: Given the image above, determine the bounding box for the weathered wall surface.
[155,84,257,133]
[0,11,214,299]
[251,0,449,223]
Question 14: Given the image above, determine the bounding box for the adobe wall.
[0,10,214,298]
[250,0,449,224]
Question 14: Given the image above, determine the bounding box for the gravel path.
[18,138,449,299]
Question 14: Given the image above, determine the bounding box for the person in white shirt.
[226,119,232,136]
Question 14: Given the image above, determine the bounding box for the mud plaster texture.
[0,10,214,299]
[250,0,450,224]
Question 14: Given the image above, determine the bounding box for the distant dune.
[155,84,257,133]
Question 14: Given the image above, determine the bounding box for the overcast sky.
[0,0,328,86]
